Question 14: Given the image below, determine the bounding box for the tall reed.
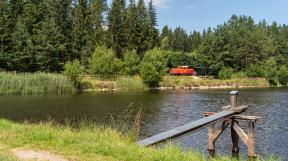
[0,72,76,95]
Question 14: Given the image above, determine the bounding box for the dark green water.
[0,88,287,159]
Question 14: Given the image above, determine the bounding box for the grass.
[0,72,76,95]
[160,76,270,89]
[81,76,147,91]
[0,119,278,161]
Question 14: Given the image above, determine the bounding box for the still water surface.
[0,88,287,159]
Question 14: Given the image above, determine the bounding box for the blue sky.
[155,0,288,32]
[107,0,288,33]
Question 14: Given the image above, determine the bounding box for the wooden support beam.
[248,121,256,159]
[233,122,248,146]
[208,121,229,158]
[234,115,261,122]
[231,120,239,158]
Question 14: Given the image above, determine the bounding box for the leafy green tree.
[90,46,123,78]
[122,50,139,75]
[247,64,266,78]
[277,65,288,85]
[140,62,161,87]
[63,60,84,86]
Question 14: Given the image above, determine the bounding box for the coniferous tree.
[107,0,126,58]
[90,0,107,46]
[125,0,138,51]
[147,0,159,49]
[50,0,73,62]
[135,0,149,55]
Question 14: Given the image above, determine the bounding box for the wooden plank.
[233,122,248,146]
[138,106,248,147]
[234,115,261,121]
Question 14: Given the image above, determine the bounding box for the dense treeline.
[0,0,158,72]
[1,0,288,86]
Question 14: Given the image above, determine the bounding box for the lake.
[0,88,287,159]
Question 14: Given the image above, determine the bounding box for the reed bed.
[0,72,76,95]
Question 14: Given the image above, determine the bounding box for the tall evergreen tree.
[107,0,126,58]
[147,0,159,48]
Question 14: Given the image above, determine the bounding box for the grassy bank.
[0,72,76,95]
[160,76,270,89]
[81,75,270,92]
[0,119,276,161]
[81,76,147,92]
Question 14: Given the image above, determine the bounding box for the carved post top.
[230,91,239,109]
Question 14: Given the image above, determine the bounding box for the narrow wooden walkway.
[138,105,247,146]
[137,91,260,160]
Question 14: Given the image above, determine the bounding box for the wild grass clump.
[0,72,76,95]
[116,76,147,91]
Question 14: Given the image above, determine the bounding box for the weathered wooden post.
[231,119,240,158]
[247,121,256,160]
[230,91,240,157]
[230,91,238,109]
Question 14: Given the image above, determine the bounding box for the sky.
[107,0,288,33]
[155,0,288,32]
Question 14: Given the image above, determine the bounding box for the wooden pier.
[138,91,261,159]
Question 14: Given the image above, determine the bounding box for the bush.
[122,50,139,76]
[264,58,278,86]
[277,65,288,85]
[218,67,233,80]
[63,60,84,86]
[231,71,247,79]
[90,46,123,79]
[247,64,266,78]
[140,63,161,87]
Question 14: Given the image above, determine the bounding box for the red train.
[169,66,196,76]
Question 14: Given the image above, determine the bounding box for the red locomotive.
[169,66,196,76]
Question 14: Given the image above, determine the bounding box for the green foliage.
[140,48,167,87]
[116,76,147,90]
[90,46,123,78]
[277,65,288,85]
[63,60,84,85]
[140,63,161,87]
[263,58,278,86]
[247,64,266,78]
[232,72,247,79]
[122,50,140,75]
[218,68,234,80]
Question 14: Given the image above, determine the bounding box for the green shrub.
[122,50,139,76]
[63,60,84,85]
[90,46,123,79]
[277,65,288,85]
[264,58,278,86]
[218,67,233,80]
[140,48,168,87]
[231,71,247,79]
[140,63,162,87]
[247,64,266,78]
